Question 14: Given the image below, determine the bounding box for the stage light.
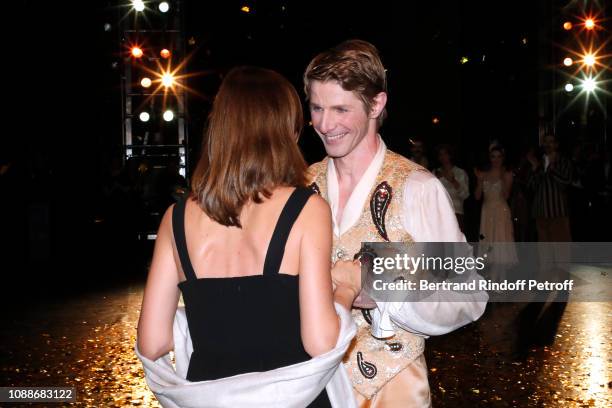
[563,57,573,66]
[163,110,174,121]
[241,6,250,13]
[459,56,469,64]
[582,77,596,93]
[563,21,572,30]
[161,72,175,87]
[564,83,574,92]
[585,18,595,30]
[131,47,143,58]
[133,0,145,12]
[139,112,150,122]
[159,2,169,13]
[140,77,152,88]
[432,117,440,125]
[160,48,171,59]
[583,53,595,67]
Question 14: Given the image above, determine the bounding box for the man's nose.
[318,111,335,134]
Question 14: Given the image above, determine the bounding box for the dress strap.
[262,187,315,276]
[171,198,198,281]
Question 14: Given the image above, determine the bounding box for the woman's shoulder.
[267,186,324,207]
[297,188,330,220]
[154,201,179,242]
[289,188,331,236]
[252,186,331,230]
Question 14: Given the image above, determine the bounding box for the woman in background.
[475,145,517,268]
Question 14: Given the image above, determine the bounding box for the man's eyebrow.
[309,103,350,109]
[328,104,351,111]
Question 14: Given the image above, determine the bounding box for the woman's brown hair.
[190,66,307,227]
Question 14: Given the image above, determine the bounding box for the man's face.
[308,80,375,159]
[438,149,450,165]
[543,135,558,155]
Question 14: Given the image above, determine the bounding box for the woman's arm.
[331,260,361,310]
[137,205,181,360]
[297,195,358,357]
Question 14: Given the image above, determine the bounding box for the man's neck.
[333,134,380,187]
[331,134,380,227]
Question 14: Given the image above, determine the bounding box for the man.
[527,133,573,242]
[516,134,573,354]
[304,40,487,407]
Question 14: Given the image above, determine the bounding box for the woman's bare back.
[174,186,302,281]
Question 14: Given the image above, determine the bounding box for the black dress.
[172,187,331,407]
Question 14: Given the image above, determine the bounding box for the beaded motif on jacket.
[308,151,426,261]
[307,151,428,399]
[345,312,425,399]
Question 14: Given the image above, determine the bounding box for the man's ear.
[370,92,387,119]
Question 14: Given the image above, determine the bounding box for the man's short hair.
[304,39,387,127]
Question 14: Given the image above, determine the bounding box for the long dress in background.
[479,179,518,274]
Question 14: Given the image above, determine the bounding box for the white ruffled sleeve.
[402,171,465,242]
[382,171,488,337]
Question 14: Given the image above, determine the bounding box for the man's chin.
[325,148,349,159]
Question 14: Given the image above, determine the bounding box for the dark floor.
[1,276,610,407]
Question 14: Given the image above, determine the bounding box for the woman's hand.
[331,259,362,298]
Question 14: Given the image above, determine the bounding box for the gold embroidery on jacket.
[308,150,428,399]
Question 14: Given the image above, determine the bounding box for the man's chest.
[336,182,359,226]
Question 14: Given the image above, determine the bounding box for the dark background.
[1,0,609,299]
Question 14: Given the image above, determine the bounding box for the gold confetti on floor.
[0,285,160,407]
[427,301,611,407]
[1,285,610,407]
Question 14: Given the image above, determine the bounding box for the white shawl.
[135,303,358,408]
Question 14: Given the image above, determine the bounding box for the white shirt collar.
[327,135,387,236]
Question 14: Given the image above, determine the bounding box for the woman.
[435,144,469,231]
[137,66,360,407]
[475,145,517,268]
